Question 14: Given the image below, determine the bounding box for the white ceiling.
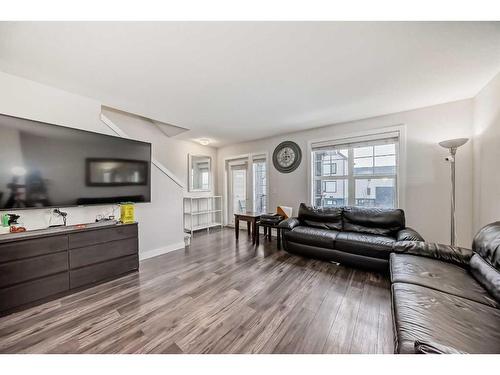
[0,22,499,147]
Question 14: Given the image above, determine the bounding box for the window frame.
[308,127,405,209]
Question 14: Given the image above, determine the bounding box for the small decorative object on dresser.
[272,141,302,173]
[120,202,135,224]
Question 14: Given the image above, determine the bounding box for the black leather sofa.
[390,221,500,354]
[278,203,424,272]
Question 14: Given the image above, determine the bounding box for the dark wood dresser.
[0,222,139,315]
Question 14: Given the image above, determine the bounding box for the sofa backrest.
[297,203,405,236]
[343,206,405,236]
[298,203,343,230]
[470,221,500,303]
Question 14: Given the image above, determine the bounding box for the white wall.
[0,71,216,259]
[473,72,500,232]
[3,67,495,251]
[217,100,474,247]
[101,107,217,196]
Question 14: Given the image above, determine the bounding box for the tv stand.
[0,222,139,316]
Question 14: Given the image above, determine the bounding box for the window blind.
[311,130,400,151]
[227,158,248,167]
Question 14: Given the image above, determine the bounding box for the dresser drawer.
[69,237,138,269]
[70,254,138,289]
[0,272,69,313]
[0,252,69,288]
[68,224,138,249]
[0,235,68,264]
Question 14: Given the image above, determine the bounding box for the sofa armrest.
[414,340,467,354]
[394,241,473,267]
[278,217,300,231]
[396,227,424,242]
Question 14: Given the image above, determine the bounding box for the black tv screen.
[0,113,152,209]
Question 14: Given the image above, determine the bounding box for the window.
[311,133,398,208]
[253,158,267,213]
[323,180,337,193]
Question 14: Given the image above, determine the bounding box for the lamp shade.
[439,138,469,149]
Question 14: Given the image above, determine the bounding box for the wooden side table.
[234,212,261,244]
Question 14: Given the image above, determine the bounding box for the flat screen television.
[0,113,152,209]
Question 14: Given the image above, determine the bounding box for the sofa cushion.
[472,221,500,271]
[334,231,395,259]
[343,206,405,236]
[284,241,389,271]
[297,203,343,230]
[285,226,338,249]
[396,228,424,242]
[470,222,500,304]
[392,282,500,354]
[390,253,499,308]
[414,340,467,354]
[470,254,500,305]
[394,241,473,267]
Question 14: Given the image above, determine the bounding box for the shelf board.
[184,222,223,232]
[184,209,222,215]
[183,196,222,200]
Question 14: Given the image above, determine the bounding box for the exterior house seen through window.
[311,134,398,208]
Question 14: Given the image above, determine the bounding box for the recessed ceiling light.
[198,138,211,146]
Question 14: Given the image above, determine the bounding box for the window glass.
[313,179,348,207]
[253,161,267,213]
[375,143,395,156]
[312,138,397,208]
[354,156,374,175]
[314,149,348,177]
[353,146,373,158]
[323,180,337,193]
[355,178,395,208]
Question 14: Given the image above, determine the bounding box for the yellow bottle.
[120,203,135,224]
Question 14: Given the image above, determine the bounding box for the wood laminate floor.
[0,228,393,354]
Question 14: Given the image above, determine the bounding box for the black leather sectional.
[279,203,500,353]
[391,222,500,354]
[279,203,424,272]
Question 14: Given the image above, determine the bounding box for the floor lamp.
[438,138,469,246]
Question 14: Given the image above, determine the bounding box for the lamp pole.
[439,138,468,247]
[449,147,457,246]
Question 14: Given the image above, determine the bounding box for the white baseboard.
[139,241,185,261]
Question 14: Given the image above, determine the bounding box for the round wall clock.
[272,141,302,173]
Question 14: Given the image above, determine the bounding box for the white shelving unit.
[183,196,223,235]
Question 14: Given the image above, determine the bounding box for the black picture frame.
[85,158,149,186]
